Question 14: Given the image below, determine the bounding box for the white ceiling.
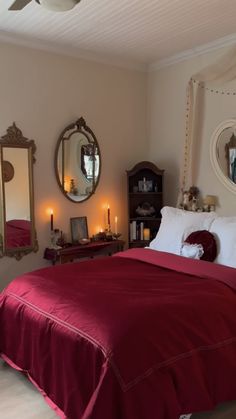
[1,0,236,71]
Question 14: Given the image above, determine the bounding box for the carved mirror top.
[0,123,36,161]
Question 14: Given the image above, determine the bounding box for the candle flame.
[46,208,54,216]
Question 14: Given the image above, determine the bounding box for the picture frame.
[70,216,89,243]
[138,179,153,192]
[146,180,153,192]
[138,180,144,192]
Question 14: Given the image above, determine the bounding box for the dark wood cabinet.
[127,161,164,248]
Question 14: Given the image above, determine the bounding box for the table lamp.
[203,195,216,212]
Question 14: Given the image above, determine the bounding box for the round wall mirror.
[55,117,101,202]
[210,119,236,195]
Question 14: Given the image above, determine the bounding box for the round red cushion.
[185,230,217,262]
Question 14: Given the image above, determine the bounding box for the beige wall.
[3,40,236,290]
[0,42,148,290]
[147,47,236,215]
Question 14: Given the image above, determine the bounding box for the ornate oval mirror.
[0,123,38,260]
[210,119,236,195]
[55,117,101,202]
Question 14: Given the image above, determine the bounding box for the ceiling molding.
[0,30,147,72]
[149,34,236,72]
[0,29,236,75]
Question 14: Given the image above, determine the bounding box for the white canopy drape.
[177,45,236,206]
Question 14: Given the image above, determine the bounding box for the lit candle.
[107,204,110,227]
[143,228,150,241]
[50,209,54,231]
[114,216,118,234]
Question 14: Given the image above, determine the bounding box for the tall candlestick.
[50,209,54,231]
[107,205,110,227]
[114,216,118,235]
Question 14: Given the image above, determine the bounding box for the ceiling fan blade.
[8,0,32,10]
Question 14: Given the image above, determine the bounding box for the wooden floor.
[1,359,236,419]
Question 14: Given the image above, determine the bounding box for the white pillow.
[209,217,236,268]
[149,206,217,255]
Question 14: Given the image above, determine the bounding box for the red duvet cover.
[1,248,236,419]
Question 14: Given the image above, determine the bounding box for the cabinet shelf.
[129,240,150,248]
[130,217,161,221]
[129,192,162,195]
[130,240,149,243]
[127,161,164,249]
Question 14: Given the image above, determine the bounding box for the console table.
[44,240,125,265]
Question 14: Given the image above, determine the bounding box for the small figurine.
[142,177,148,192]
[191,196,198,211]
[181,186,199,211]
[69,179,78,195]
[189,186,199,201]
[56,230,65,247]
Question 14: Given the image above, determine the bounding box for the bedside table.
[44,240,125,265]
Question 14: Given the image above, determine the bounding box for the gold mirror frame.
[225,133,236,182]
[210,119,236,195]
[54,117,101,203]
[0,123,38,260]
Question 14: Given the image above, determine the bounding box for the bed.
[1,206,236,419]
[1,246,236,419]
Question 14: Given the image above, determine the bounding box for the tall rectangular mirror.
[0,123,38,260]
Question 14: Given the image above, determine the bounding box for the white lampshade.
[203,195,216,206]
[39,0,80,12]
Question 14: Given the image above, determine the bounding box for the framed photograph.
[70,216,89,243]
[138,180,144,192]
[138,179,153,192]
[146,180,153,192]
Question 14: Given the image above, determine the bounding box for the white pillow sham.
[209,217,236,268]
[149,206,217,255]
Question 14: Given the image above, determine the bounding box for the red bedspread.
[1,249,236,419]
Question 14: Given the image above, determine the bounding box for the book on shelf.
[130,220,147,241]
[130,221,137,241]
[140,222,144,240]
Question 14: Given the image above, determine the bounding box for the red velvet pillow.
[185,230,217,262]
